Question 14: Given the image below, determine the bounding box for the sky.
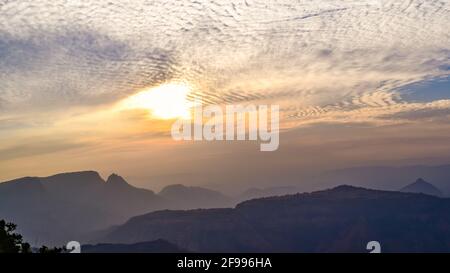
[0,0,449,193]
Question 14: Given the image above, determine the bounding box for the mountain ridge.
[3,169,450,250]
[0,171,232,246]
[98,185,450,252]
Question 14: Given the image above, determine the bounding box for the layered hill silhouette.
[3,169,450,252]
[98,185,450,253]
[0,171,231,246]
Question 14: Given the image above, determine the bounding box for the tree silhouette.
[0,220,31,253]
[0,219,63,253]
[38,245,64,253]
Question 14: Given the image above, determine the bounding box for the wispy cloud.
[0,0,448,118]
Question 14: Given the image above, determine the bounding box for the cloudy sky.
[0,0,449,192]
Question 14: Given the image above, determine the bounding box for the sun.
[122,83,194,119]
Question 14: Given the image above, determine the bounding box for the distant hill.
[159,184,232,209]
[0,171,231,246]
[99,185,450,252]
[400,178,444,197]
[311,164,450,195]
[82,239,187,253]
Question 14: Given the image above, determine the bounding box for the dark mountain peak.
[330,185,364,192]
[319,185,377,197]
[415,178,427,184]
[237,185,365,207]
[238,185,409,210]
[40,171,105,193]
[106,173,130,187]
[400,178,443,197]
[319,185,435,200]
[45,170,104,183]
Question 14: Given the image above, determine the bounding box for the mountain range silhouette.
[0,171,231,245]
[1,170,450,252]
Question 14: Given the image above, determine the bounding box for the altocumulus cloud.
[0,0,448,128]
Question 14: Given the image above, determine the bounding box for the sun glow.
[122,83,193,119]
